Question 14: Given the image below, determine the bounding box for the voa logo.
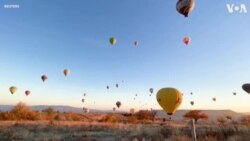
[226,4,247,14]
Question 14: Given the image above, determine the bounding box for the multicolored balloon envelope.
[176,0,195,17]
[242,83,250,94]
[63,69,70,76]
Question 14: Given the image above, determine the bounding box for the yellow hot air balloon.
[63,69,70,76]
[109,37,116,45]
[9,86,18,94]
[156,87,183,115]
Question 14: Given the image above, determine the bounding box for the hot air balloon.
[25,90,31,96]
[9,86,17,94]
[134,41,138,47]
[116,101,121,108]
[107,86,109,89]
[156,87,183,115]
[116,83,119,88]
[213,97,216,101]
[63,69,70,76]
[242,83,250,94]
[82,99,85,103]
[190,92,193,95]
[135,94,137,96]
[190,101,194,106]
[109,37,116,45]
[83,93,86,97]
[176,0,195,17]
[113,107,116,111]
[149,88,154,94]
[233,92,237,96]
[41,75,48,82]
[183,37,191,45]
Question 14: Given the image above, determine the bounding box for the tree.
[42,107,56,120]
[10,102,37,120]
[183,110,208,123]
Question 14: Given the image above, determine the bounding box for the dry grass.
[1,103,250,140]
[0,121,249,141]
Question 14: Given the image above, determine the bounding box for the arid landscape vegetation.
[0,102,250,141]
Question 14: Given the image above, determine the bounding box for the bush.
[135,110,156,121]
[42,107,56,120]
[101,115,118,123]
[217,117,226,124]
[10,102,38,120]
[241,116,250,124]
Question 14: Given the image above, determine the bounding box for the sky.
[0,0,250,112]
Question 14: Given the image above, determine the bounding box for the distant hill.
[155,109,244,121]
[0,105,108,113]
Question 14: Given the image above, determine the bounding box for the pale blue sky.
[0,0,250,112]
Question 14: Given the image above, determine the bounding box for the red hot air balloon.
[183,37,191,45]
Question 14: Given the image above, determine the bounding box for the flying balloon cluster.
[5,0,250,118]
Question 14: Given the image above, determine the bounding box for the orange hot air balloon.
[183,37,191,45]
[25,90,31,96]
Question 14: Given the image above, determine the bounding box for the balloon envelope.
[25,90,31,96]
[156,87,182,115]
[190,101,194,106]
[134,41,138,47]
[242,83,250,94]
[109,37,116,45]
[149,88,154,94]
[183,37,191,45]
[63,69,70,76]
[9,86,17,94]
[41,75,48,82]
[176,0,195,17]
[116,101,121,108]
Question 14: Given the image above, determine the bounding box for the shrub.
[135,110,156,121]
[10,102,37,120]
[217,117,226,124]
